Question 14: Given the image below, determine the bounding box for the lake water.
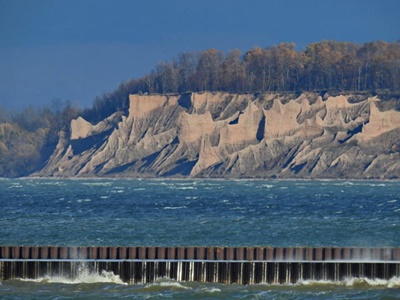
[1,178,399,298]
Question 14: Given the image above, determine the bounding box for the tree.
[270,43,301,91]
[177,52,198,93]
[195,49,224,91]
[386,42,400,91]
[219,49,245,92]
[155,60,179,94]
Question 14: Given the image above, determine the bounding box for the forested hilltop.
[0,101,80,177]
[135,41,400,93]
[1,40,400,177]
[88,40,400,122]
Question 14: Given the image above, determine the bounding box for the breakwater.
[1,246,400,284]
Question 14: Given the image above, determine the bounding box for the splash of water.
[299,276,400,288]
[20,266,127,285]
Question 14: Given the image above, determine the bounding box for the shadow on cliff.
[162,159,198,176]
[70,129,113,156]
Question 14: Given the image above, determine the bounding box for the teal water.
[1,178,400,298]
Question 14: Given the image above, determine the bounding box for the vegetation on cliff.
[136,41,400,94]
[85,40,400,122]
[0,101,80,177]
[1,40,400,177]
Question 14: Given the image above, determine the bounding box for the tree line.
[86,40,400,122]
[135,40,400,94]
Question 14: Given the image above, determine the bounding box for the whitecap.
[300,276,400,288]
[144,279,191,290]
[345,276,400,287]
[81,182,112,187]
[163,206,187,210]
[200,287,221,293]
[176,182,196,186]
[8,184,22,189]
[76,199,91,203]
[175,186,196,190]
[299,279,335,286]
[263,184,274,189]
[231,206,245,210]
[39,181,65,186]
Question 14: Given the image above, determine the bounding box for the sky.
[0,0,399,109]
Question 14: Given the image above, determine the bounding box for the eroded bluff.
[36,92,400,179]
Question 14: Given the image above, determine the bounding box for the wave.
[299,276,400,288]
[262,184,274,189]
[77,198,91,203]
[19,269,127,285]
[333,181,355,186]
[231,206,245,210]
[13,274,400,290]
[37,181,66,186]
[142,279,191,291]
[8,184,22,189]
[369,183,387,187]
[81,182,112,187]
[200,287,221,293]
[163,206,187,210]
[169,186,196,190]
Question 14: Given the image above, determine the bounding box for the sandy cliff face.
[35,92,400,179]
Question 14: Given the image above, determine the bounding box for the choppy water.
[1,178,400,298]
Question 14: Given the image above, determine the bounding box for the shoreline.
[6,175,400,183]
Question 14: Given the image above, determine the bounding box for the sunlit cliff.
[35,92,400,179]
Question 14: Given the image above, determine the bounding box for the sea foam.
[20,269,127,285]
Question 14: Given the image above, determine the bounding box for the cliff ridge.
[35,92,400,179]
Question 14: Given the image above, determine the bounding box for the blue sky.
[0,0,399,109]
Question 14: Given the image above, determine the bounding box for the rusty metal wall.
[1,246,399,261]
[1,246,400,284]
